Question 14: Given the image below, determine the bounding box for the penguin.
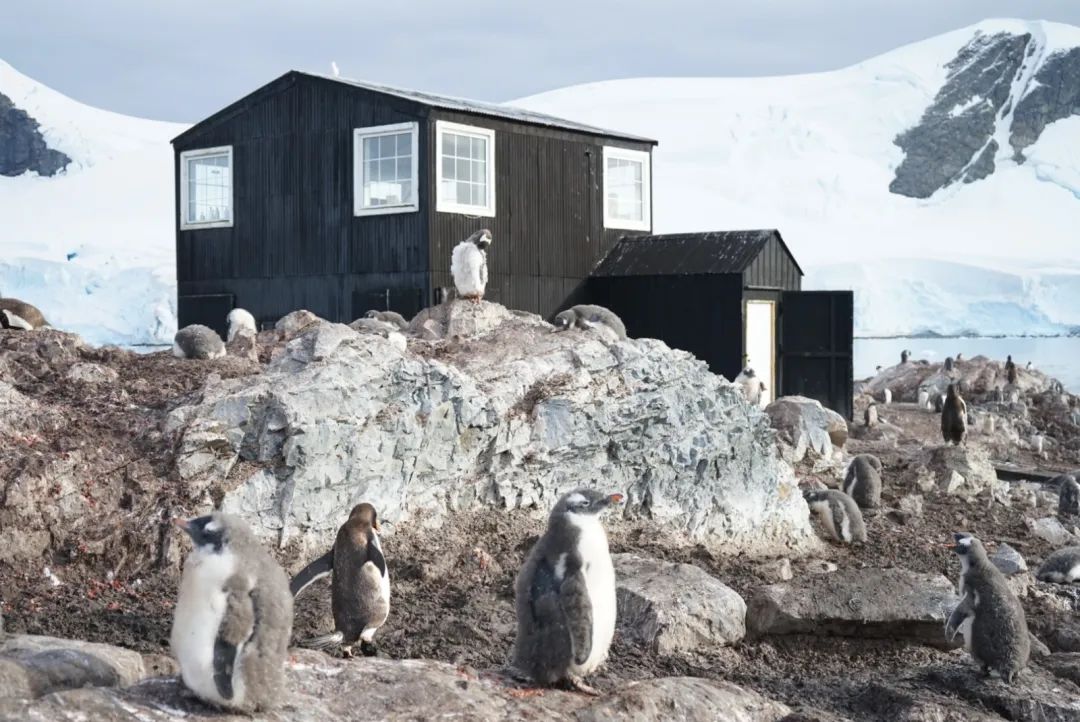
[901,349,911,364]
[1025,361,1033,371]
[0,297,49,329]
[226,308,257,342]
[956,353,963,362]
[945,356,954,372]
[945,533,1030,682]
[290,503,390,657]
[1005,355,1018,385]
[918,389,930,408]
[732,367,767,407]
[993,386,1004,403]
[364,310,409,330]
[173,324,226,360]
[450,229,492,302]
[941,383,967,445]
[513,488,623,694]
[802,489,866,544]
[864,402,879,428]
[553,304,628,341]
[842,454,883,510]
[1035,546,1080,583]
[883,388,893,405]
[874,365,883,374]
[983,414,996,435]
[171,513,293,712]
[1056,474,1079,516]
[934,393,946,413]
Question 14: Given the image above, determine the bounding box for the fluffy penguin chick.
[171,514,293,712]
[1057,475,1080,516]
[173,324,226,360]
[226,308,257,342]
[733,367,766,407]
[450,229,492,301]
[864,403,879,428]
[291,503,390,657]
[1036,546,1080,583]
[941,383,967,445]
[803,489,866,544]
[0,298,49,329]
[945,534,1029,682]
[513,488,623,694]
[843,454,883,510]
[364,310,409,330]
[553,304,628,341]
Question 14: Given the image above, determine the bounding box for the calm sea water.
[855,336,1080,393]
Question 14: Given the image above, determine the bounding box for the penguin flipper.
[945,592,973,642]
[214,574,256,700]
[559,567,593,666]
[290,549,335,597]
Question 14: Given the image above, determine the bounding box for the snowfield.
[2,18,1079,343]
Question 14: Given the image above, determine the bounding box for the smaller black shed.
[588,230,853,418]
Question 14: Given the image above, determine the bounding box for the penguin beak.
[173,518,192,536]
[608,493,624,505]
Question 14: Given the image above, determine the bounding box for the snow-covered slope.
[0,59,184,345]
[515,18,1080,336]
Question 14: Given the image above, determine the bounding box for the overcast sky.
[4,1,1080,122]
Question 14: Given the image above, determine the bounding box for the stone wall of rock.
[168,302,815,557]
[0,92,70,177]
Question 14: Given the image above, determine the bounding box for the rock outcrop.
[169,302,814,558]
[0,92,71,178]
[764,395,847,467]
[746,568,960,648]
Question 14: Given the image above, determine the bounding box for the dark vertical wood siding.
[174,74,433,328]
[743,235,802,290]
[589,275,744,380]
[427,109,652,318]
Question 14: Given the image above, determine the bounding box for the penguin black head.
[364,310,379,319]
[742,367,756,378]
[802,489,827,504]
[468,229,492,250]
[946,383,959,398]
[948,532,987,560]
[347,502,380,531]
[553,309,575,329]
[552,488,623,518]
[174,514,229,553]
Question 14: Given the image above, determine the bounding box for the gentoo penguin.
[956,353,963,362]
[993,386,1005,403]
[1025,361,1032,371]
[0,297,49,329]
[171,514,293,712]
[945,534,1030,682]
[843,454,883,510]
[290,503,390,657]
[226,308,257,342]
[864,402,879,428]
[553,304,628,341]
[1035,546,1080,583]
[803,489,866,544]
[882,388,893,405]
[901,349,911,364]
[732,367,767,407]
[1005,355,1018,385]
[941,383,967,445]
[450,229,492,302]
[918,389,930,408]
[945,356,954,372]
[173,324,226,360]
[364,310,409,330]
[513,488,623,693]
[1056,474,1080,516]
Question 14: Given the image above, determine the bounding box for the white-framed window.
[179,146,233,229]
[602,146,651,231]
[353,122,420,216]
[435,120,496,217]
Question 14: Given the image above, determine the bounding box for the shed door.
[779,291,854,419]
[179,293,235,340]
[744,300,776,406]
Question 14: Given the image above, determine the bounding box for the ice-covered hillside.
[515,18,1080,337]
[0,59,184,345]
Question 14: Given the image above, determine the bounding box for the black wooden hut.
[588,230,854,418]
[171,71,656,336]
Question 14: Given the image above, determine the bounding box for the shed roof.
[591,230,804,277]
[174,71,657,146]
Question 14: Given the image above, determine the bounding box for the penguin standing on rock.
[1056,474,1080,516]
[732,367,767,407]
[941,383,967,446]
[843,455,883,510]
[513,488,623,694]
[1035,546,1080,583]
[553,304,628,341]
[901,349,911,364]
[226,309,257,341]
[173,325,226,360]
[945,356,954,372]
[291,503,390,657]
[945,534,1029,682]
[450,229,492,302]
[864,402,879,428]
[171,514,293,713]
[803,489,866,544]
[1005,356,1018,386]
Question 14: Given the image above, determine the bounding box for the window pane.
[472,160,485,185]
[399,180,413,203]
[441,178,456,201]
[471,183,483,207]
[380,158,394,180]
[458,157,471,182]
[397,132,412,156]
[473,136,487,160]
[443,133,457,157]
[396,157,410,179]
[442,156,455,179]
[364,136,381,160]
[456,181,470,204]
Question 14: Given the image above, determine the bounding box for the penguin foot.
[564,676,600,696]
[360,640,378,657]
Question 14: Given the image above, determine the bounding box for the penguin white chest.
[566,514,616,676]
[171,549,242,705]
[450,243,487,298]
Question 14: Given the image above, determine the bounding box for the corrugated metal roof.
[299,72,657,144]
[592,230,802,277]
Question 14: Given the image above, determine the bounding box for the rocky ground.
[2,321,1080,720]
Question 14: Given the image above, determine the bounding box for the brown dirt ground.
[2,330,1079,720]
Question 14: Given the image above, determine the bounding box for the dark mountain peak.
[0,90,70,177]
